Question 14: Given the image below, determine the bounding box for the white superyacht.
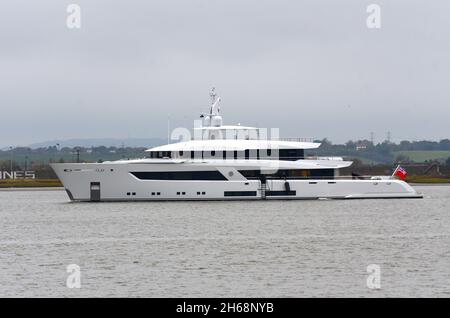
[51,90,421,201]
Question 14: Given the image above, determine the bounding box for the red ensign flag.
[395,166,407,180]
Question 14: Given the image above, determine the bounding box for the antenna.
[202,88,223,130]
[209,87,221,116]
[210,87,216,105]
[209,87,216,116]
[167,116,170,144]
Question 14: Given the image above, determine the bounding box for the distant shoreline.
[0,187,64,191]
[1,177,449,190]
[0,179,62,188]
[409,183,450,186]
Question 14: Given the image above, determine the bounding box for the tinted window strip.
[224,191,257,197]
[131,171,227,180]
[266,190,297,196]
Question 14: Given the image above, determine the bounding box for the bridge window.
[279,149,304,160]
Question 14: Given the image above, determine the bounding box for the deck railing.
[246,175,392,181]
[274,137,315,143]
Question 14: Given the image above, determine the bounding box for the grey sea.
[0,185,449,297]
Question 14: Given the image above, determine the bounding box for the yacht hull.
[51,163,422,201]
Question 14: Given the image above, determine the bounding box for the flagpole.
[391,165,400,179]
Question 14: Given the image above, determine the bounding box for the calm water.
[0,185,449,297]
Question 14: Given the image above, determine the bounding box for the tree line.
[1,140,450,166]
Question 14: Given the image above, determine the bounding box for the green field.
[1,176,448,188]
[393,151,450,162]
[406,176,450,183]
[0,179,62,188]
[348,156,383,165]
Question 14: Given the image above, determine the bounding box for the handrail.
[173,137,316,142]
[246,175,392,180]
[147,156,345,161]
[273,137,315,143]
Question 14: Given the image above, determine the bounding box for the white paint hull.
[51,163,422,201]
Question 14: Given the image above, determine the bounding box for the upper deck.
[146,88,319,158]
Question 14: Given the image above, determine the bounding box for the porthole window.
[179,151,184,156]
[228,171,234,177]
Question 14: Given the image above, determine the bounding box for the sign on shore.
[0,171,36,180]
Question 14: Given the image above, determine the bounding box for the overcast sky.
[1,0,449,147]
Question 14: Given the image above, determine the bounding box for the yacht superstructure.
[51,89,422,201]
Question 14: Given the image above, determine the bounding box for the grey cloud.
[0,0,449,147]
